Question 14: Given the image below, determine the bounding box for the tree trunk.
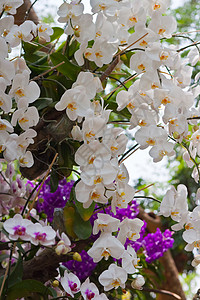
[14,0,39,25]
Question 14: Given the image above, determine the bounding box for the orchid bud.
[52,280,59,287]
[131,275,145,290]
[73,252,82,262]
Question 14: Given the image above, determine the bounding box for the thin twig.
[174,35,200,55]
[0,242,16,298]
[21,181,41,215]
[0,171,10,185]
[109,122,130,125]
[142,286,181,299]
[31,61,65,81]
[134,195,161,203]
[100,55,120,82]
[108,75,128,91]
[177,41,200,53]
[24,0,39,21]
[0,9,5,19]
[172,29,200,36]
[62,35,71,56]
[114,32,148,58]
[119,147,139,164]
[26,153,58,219]
[135,183,154,193]
[169,135,200,182]
[187,116,200,120]
[104,73,138,99]
[119,144,139,163]
[41,78,67,91]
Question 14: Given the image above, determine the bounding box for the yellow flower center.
[91,191,100,200]
[146,139,156,146]
[138,64,145,71]
[154,3,161,10]
[38,25,47,33]
[101,249,110,259]
[95,52,103,58]
[111,146,118,151]
[127,102,135,109]
[129,16,137,23]
[15,88,25,97]
[139,40,148,47]
[19,117,29,124]
[86,131,95,139]
[94,177,102,184]
[139,120,147,126]
[99,4,106,10]
[185,223,194,230]
[112,279,120,288]
[158,28,166,35]
[160,53,169,61]
[129,232,136,239]
[171,211,179,216]
[0,124,6,130]
[67,102,77,111]
[19,158,28,164]
[151,83,159,89]
[117,174,126,181]
[161,97,170,105]
[4,5,12,11]
[85,51,92,58]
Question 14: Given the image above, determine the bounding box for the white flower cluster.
[159,184,200,267]
[0,5,53,167]
[3,213,56,246]
[1,0,200,296]
[53,0,200,292]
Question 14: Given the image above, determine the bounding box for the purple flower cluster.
[142,228,174,263]
[104,199,140,221]
[63,250,97,281]
[36,178,74,222]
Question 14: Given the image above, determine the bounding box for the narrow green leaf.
[50,52,81,81]
[50,170,59,193]
[8,252,23,288]
[7,279,53,300]
[31,97,53,111]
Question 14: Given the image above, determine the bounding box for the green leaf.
[49,27,64,43]
[50,170,59,193]
[48,287,58,298]
[50,52,81,81]
[23,27,64,59]
[57,142,75,178]
[74,191,95,221]
[25,245,40,261]
[31,97,53,111]
[7,279,53,300]
[8,252,23,288]
[63,205,77,239]
[0,253,9,262]
[73,211,92,239]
